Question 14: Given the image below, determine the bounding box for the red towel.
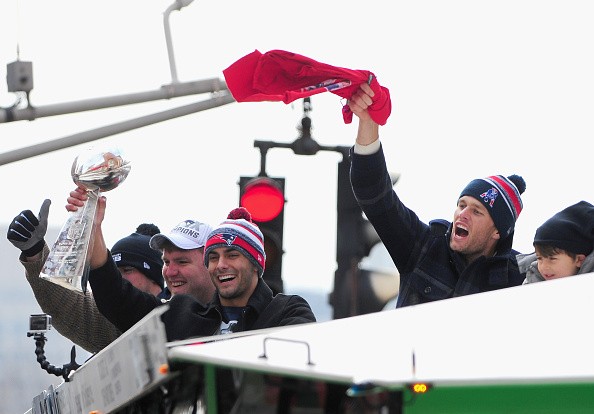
[223,49,391,125]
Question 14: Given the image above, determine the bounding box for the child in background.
[520,200,594,284]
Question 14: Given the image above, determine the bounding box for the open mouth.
[218,275,235,283]
[455,225,469,237]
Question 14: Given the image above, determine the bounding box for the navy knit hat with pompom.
[459,174,526,239]
[204,207,266,276]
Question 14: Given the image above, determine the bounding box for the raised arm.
[348,82,380,147]
[66,187,110,270]
[8,199,121,353]
[66,188,163,332]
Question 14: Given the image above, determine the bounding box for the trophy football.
[40,147,131,293]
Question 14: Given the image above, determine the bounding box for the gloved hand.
[7,199,51,257]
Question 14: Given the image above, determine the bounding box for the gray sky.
[1,0,593,295]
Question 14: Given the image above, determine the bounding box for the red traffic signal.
[240,177,285,222]
[239,176,286,294]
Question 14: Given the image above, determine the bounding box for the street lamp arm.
[0,78,228,124]
[0,91,235,166]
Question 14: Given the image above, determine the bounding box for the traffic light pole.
[251,97,396,320]
[248,98,377,320]
[243,99,351,296]
[252,98,349,177]
[333,157,361,319]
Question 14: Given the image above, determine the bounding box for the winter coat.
[89,253,316,342]
[349,144,525,308]
[518,250,594,284]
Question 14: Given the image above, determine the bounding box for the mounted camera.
[27,312,80,381]
[29,313,52,334]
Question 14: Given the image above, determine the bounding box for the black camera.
[29,314,52,333]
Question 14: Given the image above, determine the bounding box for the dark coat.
[89,254,316,342]
[349,145,525,308]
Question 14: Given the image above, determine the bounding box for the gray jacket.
[22,243,121,353]
[518,250,594,284]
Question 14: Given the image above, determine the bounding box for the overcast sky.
[1,0,593,296]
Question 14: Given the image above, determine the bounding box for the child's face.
[536,251,585,280]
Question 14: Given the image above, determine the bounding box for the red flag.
[223,49,392,125]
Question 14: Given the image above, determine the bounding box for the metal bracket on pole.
[163,0,196,84]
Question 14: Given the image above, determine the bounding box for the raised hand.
[7,199,51,257]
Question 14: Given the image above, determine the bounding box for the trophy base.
[41,189,98,295]
[40,274,87,293]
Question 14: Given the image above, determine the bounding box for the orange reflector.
[159,364,169,375]
[409,383,432,393]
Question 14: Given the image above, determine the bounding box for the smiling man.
[347,82,527,308]
[64,185,316,340]
[64,190,316,413]
[203,207,286,334]
[148,219,215,305]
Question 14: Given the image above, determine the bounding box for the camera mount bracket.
[27,331,81,382]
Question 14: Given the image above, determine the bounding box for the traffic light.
[335,159,381,264]
[330,157,399,319]
[239,176,286,295]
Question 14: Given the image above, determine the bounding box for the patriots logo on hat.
[214,233,237,246]
[480,188,499,208]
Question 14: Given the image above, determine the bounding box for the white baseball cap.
[150,219,213,250]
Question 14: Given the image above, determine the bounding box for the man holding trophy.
[63,189,316,339]
[65,188,316,413]
[7,204,167,353]
[8,146,164,352]
[8,145,221,353]
[7,147,168,353]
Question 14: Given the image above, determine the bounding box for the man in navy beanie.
[347,82,528,308]
[111,226,169,300]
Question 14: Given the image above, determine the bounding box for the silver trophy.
[41,147,131,293]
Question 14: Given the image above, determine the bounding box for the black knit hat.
[534,201,594,256]
[459,174,526,239]
[111,232,165,289]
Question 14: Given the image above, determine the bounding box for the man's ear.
[492,229,501,241]
[576,254,587,268]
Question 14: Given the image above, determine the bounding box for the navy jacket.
[349,145,525,308]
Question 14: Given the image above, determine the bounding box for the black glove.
[7,199,51,257]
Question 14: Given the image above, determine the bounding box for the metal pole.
[162,0,196,84]
[0,91,235,165]
[0,78,228,123]
[163,3,179,83]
